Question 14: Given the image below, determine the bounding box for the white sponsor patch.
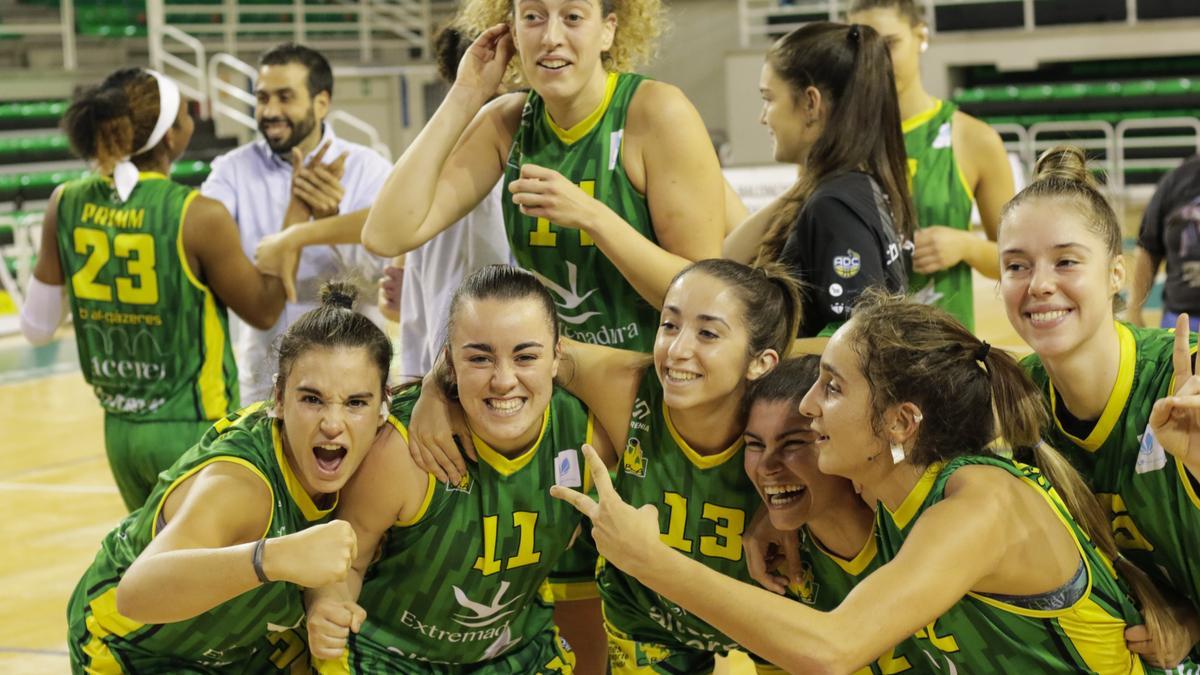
[829,283,844,298]
[933,122,952,149]
[1135,425,1168,474]
[609,130,624,171]
[556,449,582,487]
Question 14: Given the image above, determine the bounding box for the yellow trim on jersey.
[550,578,601,602]
[151,456,275,539]
[961,466,1144,673]
[312,647,351,675]
[386,413,411,443]
[583,411,597,494]
[1050,322,1136,453]
[901,99,943,134]
[808,524,878,576]
[213,401,268,434]
[546,71,619,145]
[83,586,144,674]
[177,189,232,420]
[176,190,204,291]
[662,401,743,470]
[884,463,942,529]
[1178,456,1200,511]
[396,472,437,527]
[273,421,338,521]
[955,161,975,204]
[99,170,170,186]
[471,404,550,476]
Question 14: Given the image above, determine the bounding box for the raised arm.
[184,194,286,329]
[594,81,725,306]
[361,25,517,257]
[117,461,357,624]
[306,423,430,660]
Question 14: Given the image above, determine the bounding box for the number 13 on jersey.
[528,180,596,248]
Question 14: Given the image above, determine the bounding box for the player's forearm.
[961,234,1000,279]
[586,208,695,310]
[287,208,370,248]
[283,196,313,228]
[117,542,264,623]
[633,543,853,674]
[723,195,784,263]
[362,86,488,256]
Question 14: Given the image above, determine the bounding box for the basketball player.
[413,259,802,672]
[21,68,286,511]
[66,282,388,672]
[1005,146,1200,620]
[556,291,1196,672]
[850,0,1015,330]
[741,357,922,673]
[304,265,614,673]
[360,0,726,354]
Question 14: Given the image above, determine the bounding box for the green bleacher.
[0,161,212,202]
[955,77,1200,105]
[0,134,70,163]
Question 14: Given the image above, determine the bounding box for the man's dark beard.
[259,107,318,154]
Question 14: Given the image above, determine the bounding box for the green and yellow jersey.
[876,455,1151,673]
[904,100,977,330]
[66,402,328,673]
[1023,322,1200,610]
[503,72,657,353]
[330,385,592,673]
[56,173,238,421]
[599,368,762,661]
[785,528,920,674]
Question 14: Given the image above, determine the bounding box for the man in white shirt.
[201,42,391,402]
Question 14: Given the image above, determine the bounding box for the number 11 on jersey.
[528,180,596,248]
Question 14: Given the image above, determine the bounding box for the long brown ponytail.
[754,21,915,267]
[848,289,1182,661]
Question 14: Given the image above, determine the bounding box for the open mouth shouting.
[313,443,347,478]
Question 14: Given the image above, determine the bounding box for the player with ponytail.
[23,67,286,510]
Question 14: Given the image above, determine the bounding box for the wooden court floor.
[0,272,1143,673]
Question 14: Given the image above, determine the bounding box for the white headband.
[113,69,182,202]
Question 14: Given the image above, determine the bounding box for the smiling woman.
[360,0,725,353]
[302,265,617,673]
[1007,145,1200,618]
[65,281,388,673]
[554,291,1195,673]
[723,22,914,338]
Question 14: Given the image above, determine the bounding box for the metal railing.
[737,0,1189,47]
[0,0,76,69]
[208,52,258,131]
[204,50,392,161]
[148,0,443,64]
